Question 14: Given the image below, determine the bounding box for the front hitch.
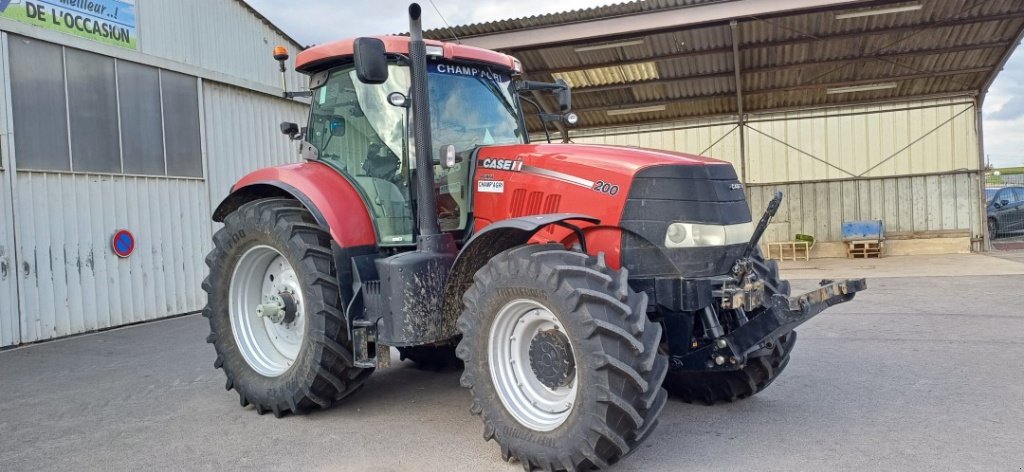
[671,278,867,371]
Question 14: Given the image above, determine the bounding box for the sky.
[244,0,1024,169]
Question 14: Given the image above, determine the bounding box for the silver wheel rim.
[229,245,305,377]
[488,299,578,431]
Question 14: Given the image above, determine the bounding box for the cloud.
[983,45,1024,168]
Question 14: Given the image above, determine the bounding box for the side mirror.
[1000,199,1010,207]
[280,121,300,140]
[353,37,389,84]
[555,78,571,112]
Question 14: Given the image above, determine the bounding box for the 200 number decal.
[593,180,620,196]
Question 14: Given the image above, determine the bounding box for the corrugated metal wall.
[1,35,20,346]
[0,168,17,347]
[0,82,307,346]
[570,97,982,243]
[747,172,979,243]
[136,0,306,93]
[203,81,308,209]
[12,172,211,343]
[745,98,978,183]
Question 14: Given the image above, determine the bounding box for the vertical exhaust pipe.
[407,3,442,239]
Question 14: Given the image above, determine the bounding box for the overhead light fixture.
[574,39,645,53]
[826,83,898,94]
[606,105,666,116]
[835,3,922,20]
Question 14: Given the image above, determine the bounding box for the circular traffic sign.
[112,229,135,258]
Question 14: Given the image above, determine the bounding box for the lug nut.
[714,356,726,366]
[715,339,728,349]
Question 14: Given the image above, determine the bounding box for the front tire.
[203,198,371,417]
[457,244,668,471]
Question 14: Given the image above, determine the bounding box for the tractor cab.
[293,37,543,246]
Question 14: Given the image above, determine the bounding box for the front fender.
[438,213,599,340]
[213,161,377,248]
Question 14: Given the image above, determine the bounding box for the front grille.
[620,164,752,278]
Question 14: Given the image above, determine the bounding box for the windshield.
[427,62,522,154]
[427,62,522,232]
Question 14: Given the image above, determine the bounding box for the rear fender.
[439,213,599,339]
[212,162,377,248]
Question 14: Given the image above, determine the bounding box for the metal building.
[0,0,307,348]
[430,0,1024,258]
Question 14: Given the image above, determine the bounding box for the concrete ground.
[1,253,1023,471]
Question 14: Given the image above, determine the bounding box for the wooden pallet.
[847,240,882,258]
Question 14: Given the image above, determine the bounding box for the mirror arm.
[518,80,567,92]
[519,96,552,144]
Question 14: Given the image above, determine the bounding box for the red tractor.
[204,5,865,470]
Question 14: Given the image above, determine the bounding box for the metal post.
[731,20,747,184]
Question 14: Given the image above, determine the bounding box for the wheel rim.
[488,299,578,432]
[229,245,306,377]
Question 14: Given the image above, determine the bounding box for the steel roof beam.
[458,0,871,50]
[569,41,1010,95]
[523,11,1024,77]
[573,66,992,115]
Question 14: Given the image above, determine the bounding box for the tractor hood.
[472,143,752,278]
[476,143,733,180]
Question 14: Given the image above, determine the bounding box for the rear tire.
[988,218,999,238]
[203,198,371,417]
[457,244,668,471]
[662,251,797,405]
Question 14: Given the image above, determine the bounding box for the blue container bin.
[842,220,884,242]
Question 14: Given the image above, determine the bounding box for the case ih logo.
[480,158,524,172]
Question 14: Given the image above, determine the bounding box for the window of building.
[8,35,203,178]
[161,70,204,178]
[9,36,71,171]
[118,61,166,175]
[65,48,121,173]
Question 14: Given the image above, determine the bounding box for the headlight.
[663,222,754,248]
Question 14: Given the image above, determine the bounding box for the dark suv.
[987,186,1024,237]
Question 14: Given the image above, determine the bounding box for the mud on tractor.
[203,4,865,470]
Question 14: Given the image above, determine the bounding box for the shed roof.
[425,0,1024,131]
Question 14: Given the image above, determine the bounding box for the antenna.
[428,0,460,44]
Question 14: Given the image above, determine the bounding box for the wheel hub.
[256,292,298,325]
[528,329,575,389]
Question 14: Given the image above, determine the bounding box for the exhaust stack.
[407,3,442,239]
